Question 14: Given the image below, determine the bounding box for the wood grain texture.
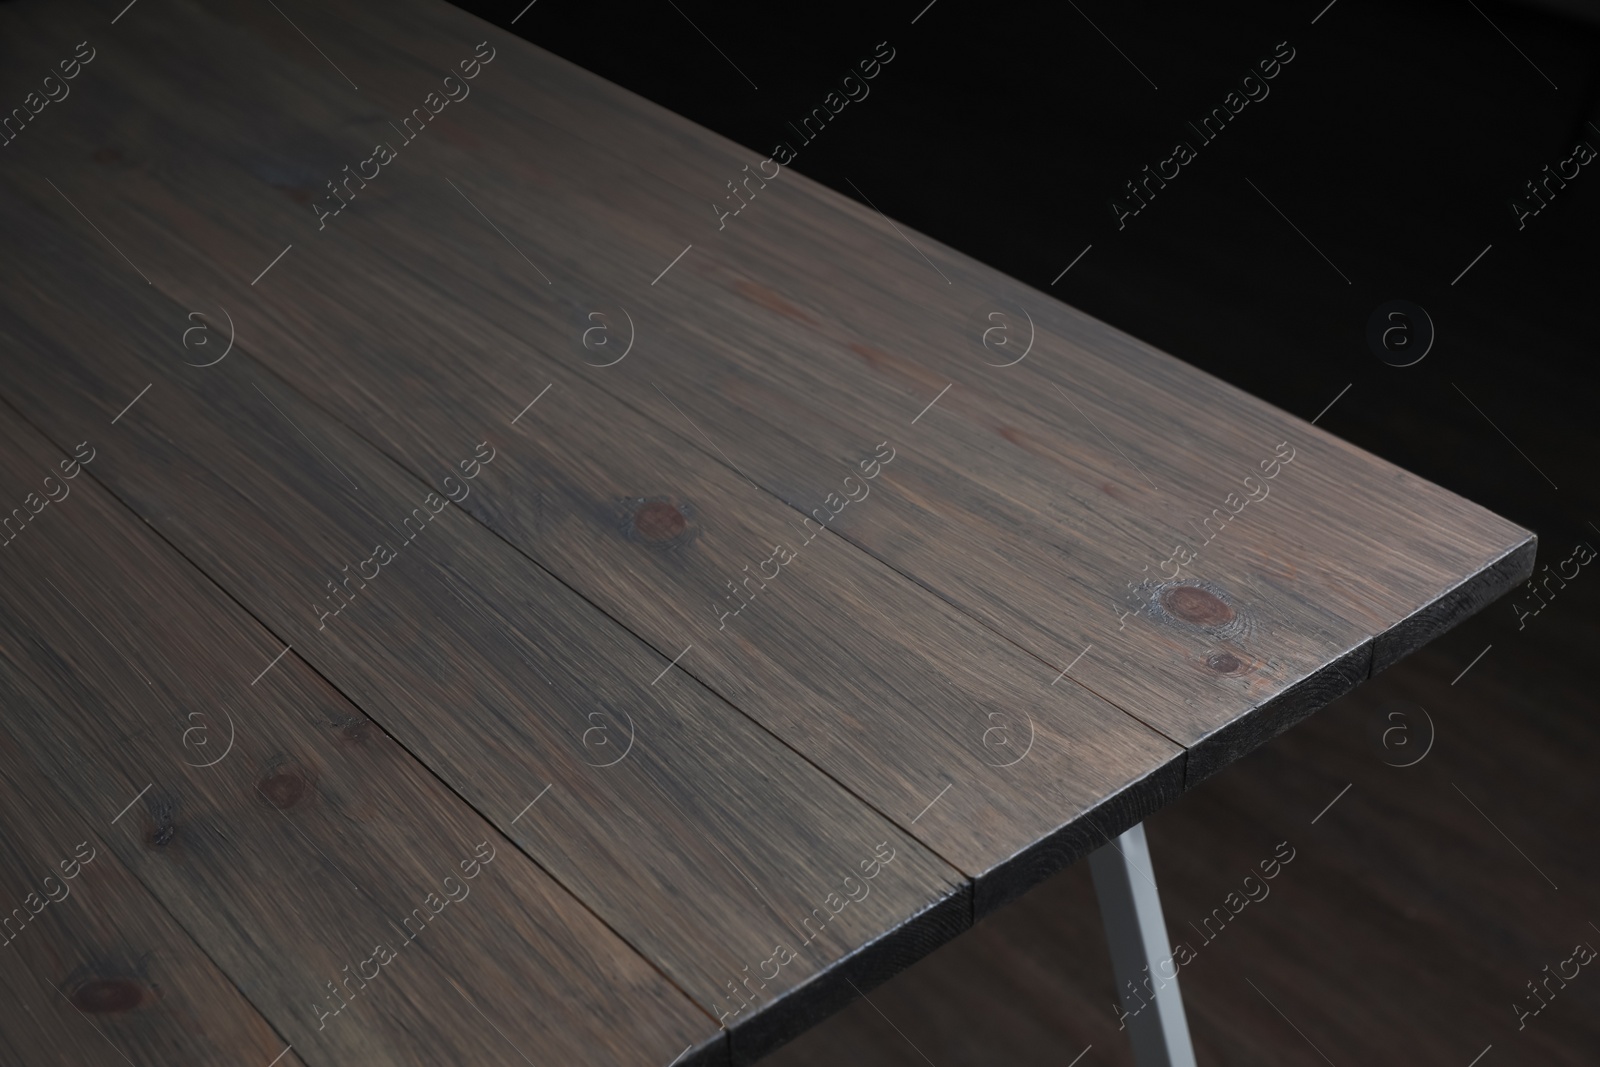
[0,731,302,1067]
[762,615,1600,1067]
[15,0,1528,794]
[0,398,722,1066]
[0,168,968,1064]
[0,0,1535,1061]
[0,0,1193,919]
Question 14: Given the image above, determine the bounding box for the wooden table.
[0,0,1533,1064]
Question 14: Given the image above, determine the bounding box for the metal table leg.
[1089,821,1197,1067]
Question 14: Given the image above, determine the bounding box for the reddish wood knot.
[71,978,149,1013]
[1160,585,1235,627]
[258,771,309,809]
[622,497,695,548]
[634,501,686,541]
[1206,651,1245,674]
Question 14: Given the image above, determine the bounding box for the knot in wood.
[633,501,686,542]
[1160,585,1235,627]
[1206,651,1244,674]
[621,497,695,547]
[72,979,148,1013]
[258,771,309,809]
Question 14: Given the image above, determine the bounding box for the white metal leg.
[1088,821,1197,1067]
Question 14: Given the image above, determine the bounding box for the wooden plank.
[0,0,1192,921]
[37,0,1532,791]
[0,727,302,1067]
[0,399,721,1065]
[0,170,969,1064]
[299,0,1535,771]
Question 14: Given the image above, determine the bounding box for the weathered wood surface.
[0,207,982,1062]
[0,400,721,1065]
[0,0,1190,917]
[9,0,1529,792]
[11,140,1037,1067]
[0,722,303,1067]
[0,0,1534,1062]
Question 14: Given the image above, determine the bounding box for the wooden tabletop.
[0,0,1533,1063]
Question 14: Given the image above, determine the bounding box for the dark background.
[450,1,1598,1063]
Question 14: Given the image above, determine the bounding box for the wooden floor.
[0,0,1557,1064]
